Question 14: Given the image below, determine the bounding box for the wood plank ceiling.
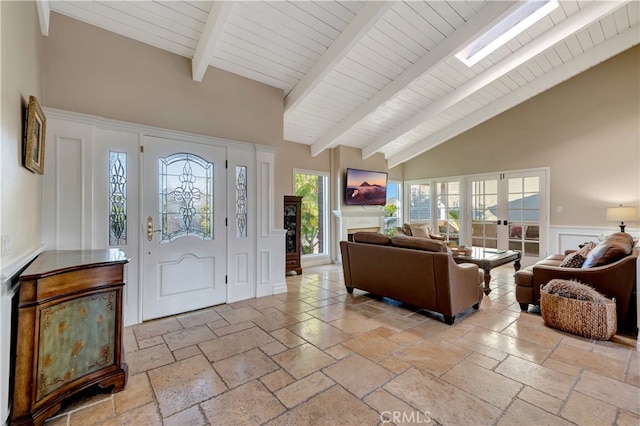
[41,1,639,168]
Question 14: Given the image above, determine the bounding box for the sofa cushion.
[582,232,634,268]
[409,223,432,238]
[391,236,447,252]
[353,232,391,245]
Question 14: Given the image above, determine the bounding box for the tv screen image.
[345,168,388,206]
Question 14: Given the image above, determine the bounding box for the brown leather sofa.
[339,232,484,325]
[515,232,638,333]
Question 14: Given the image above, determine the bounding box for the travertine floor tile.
[463,326,552,363]
[126,344,175,375]
[213,348,279,388]
[199,326,273,362]
[162,406,206,426]
[497,399,573,426]
[551,342,627,380]
[393,338,470,376]
[617,410,640,426]
[517,386,563,414]
[561,391,617,425]
[364,389,432,425]
[342,331,402,362]
[270,328,306,348]
[251,311,300,332]
[114,373,154,414]
[442,360,523,409]
[266,385,379,425]
[323,354,394,398]
[287,317,351,349]
[147,354,227,417]
[176,307,222,328]
[100,402,161,426]
[274,371,334,408]
[217,305,264,324]
[133,317,183,341]
[68,398,115,426]
[495,355,574,400]
[574,370,640,414]
[384,368,501,426]
[260,369,296,392]
[163,324,216,351]
[272,343,336,379]
[200,380,285,425]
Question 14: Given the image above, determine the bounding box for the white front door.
[142,136,227,320]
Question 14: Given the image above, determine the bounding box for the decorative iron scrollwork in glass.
[109,152,127,246]
[236,166,247,238]
[159,153,213,241]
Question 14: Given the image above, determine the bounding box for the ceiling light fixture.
[456,0,560,67]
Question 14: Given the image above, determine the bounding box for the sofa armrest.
[429,234,446,241]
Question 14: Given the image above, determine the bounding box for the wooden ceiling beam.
[309,1,515,157]
[192,1,235,82]
[284,1,393,117]
[387,23,640,168]
[364,0,629,160]
[36,0,50,36]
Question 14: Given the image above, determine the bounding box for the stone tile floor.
[45,264,639,425]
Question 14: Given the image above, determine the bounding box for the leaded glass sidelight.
[159,153,214,241]
[236,166,247,238]
[109,151,127,246]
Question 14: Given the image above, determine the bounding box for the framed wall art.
[23,95,46,174]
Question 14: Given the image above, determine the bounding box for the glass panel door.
[470,178,499,249]
[507,175,541,257]
[436,180,460,246]
[466,170,546,262]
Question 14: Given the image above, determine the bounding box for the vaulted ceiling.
[38,1,639,167]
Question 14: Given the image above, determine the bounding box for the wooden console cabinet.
[11,249,129,425]
[284,196,303,275]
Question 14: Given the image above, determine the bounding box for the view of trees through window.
[294,171,328,256]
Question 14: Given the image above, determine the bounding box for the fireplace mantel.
[332,209,386,243]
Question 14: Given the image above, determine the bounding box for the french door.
[142,136,227,320]
[468,170,547,263]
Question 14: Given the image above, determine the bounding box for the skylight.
[456,0,560,67]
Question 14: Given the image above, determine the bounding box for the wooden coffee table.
[452,247,521,295]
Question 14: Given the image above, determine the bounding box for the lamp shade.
[606,206,638,222]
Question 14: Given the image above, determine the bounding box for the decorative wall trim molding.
[42,107,277,153]
[0,244,46,286]
[548,225,638,254]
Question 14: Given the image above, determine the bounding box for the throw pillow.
[409,223,431,238]
[402,223,413,236]
[582,234,633,268]
[576,241,596,257]
[559,252,586,268]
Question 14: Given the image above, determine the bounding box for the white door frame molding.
[42,107,286,326]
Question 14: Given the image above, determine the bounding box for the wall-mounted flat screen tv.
[345,168,388,206]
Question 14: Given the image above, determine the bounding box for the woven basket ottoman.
[540,279,616,340]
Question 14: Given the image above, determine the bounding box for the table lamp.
[606,205,638,232]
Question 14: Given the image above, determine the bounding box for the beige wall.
[43,12,283,148]
[403,46,640,228]
[1,1,44,267]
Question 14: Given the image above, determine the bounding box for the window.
[108,151,127,246]
[159,153,214,241]
[294,170,329,257]
[384,180,402,235]
[408,183,431,223]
